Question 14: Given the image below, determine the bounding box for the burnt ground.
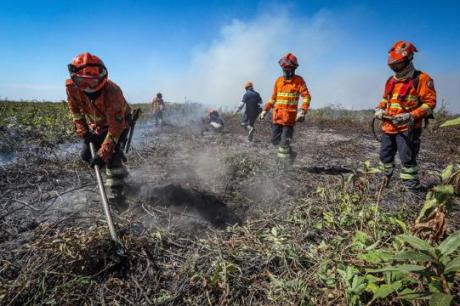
[1,112,459,251]
[1,111,460,305]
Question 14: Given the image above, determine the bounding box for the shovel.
[89,142,124,254]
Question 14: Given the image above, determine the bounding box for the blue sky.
[0,0,459,111]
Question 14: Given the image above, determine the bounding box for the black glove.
[90,155,106,169]
[84,130,100,144]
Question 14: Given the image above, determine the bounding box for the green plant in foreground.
[363,230,460,305]
[414,165,460,243]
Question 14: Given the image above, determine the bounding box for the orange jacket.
[377,71,436,134]
[263,75,311,126]
[66,79,130,162]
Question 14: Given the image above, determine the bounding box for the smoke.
[153,9,341,108]
[153,8,460,113]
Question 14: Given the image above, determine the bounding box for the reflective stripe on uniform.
[400,166,418,180]
[105,132,119,144]
[381,162,395,176]
[86,113,105,122]
[389,94,418,102]
[105,177,124,188]
[72,113,84,121]
[275,100,299,106]
[277,146,290,158]
[277,92,299,98]
[106,166,128,178]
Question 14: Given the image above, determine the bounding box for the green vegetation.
[2,161,459,305]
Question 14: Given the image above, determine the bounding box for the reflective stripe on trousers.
[105,165,129,188]
[400,166,418,181]
[277,146,290,159]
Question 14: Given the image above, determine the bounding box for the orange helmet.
[387,41,417,65]
[244,81,253,89]
[279,53,299,70]
[68,52,108,92]
[208,108,218,115]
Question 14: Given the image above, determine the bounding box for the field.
[1,101,460,305]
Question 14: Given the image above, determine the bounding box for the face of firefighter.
[388,58,411,73]
[283,68,295,80]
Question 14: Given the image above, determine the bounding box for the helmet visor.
[71,74,105,90]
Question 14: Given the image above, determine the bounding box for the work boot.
[289,150,297,166]
[108,187,129,212]
[247,127,255,141]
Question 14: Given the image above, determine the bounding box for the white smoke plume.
[153,8,460,113]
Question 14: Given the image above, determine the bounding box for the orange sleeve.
[410,74,436,120]
[98,85,128,162]
[298,77,311,112]
[264,78,279,111]
[66,82,87,138]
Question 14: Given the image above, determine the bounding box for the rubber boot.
[247,126,255,141]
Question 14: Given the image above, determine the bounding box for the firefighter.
[234,81,262,141]
[66,52,131,205]
[151,92,165,127]
[202,109,224,134]
[374,41,436,192]
[260,53,311,165]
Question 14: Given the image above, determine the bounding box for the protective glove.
[84,130,99,144]
[259,110,267,120]
[90,155,106,169]
[374,109,386,120]
[296,111,306,122]
[392,113,412,126]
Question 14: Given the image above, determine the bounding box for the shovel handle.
[89,142,120,244]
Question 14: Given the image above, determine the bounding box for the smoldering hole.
[139,183,241,227]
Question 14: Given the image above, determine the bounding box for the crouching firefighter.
[201,109,224,134]
[66,52,131,205]
[260,53,311,168]
[374,41,436,193]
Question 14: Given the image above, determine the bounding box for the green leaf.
[367,264,426,273]
[432,184,454,196]
[441,165,453,183]
[398,235,435,255]
[438,229,460,257]
[373,281,402,299]
[417,194,439,222]
[398,288,431,300]
[440,117,460,128]
[429,293,453,306]
[444,255,460,273]
[392,251,433,262]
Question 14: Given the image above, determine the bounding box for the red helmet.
[387,41,417,65]
[68,52,108,92]
[279,53,299,70]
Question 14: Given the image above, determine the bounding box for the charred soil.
[1,108,460,305]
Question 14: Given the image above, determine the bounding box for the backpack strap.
[384,76,395,103]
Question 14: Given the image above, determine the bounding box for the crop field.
[0,101,460,305]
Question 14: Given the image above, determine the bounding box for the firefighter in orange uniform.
[66,52,131,204]
[374,41,436,192]
[260,53,311,165]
